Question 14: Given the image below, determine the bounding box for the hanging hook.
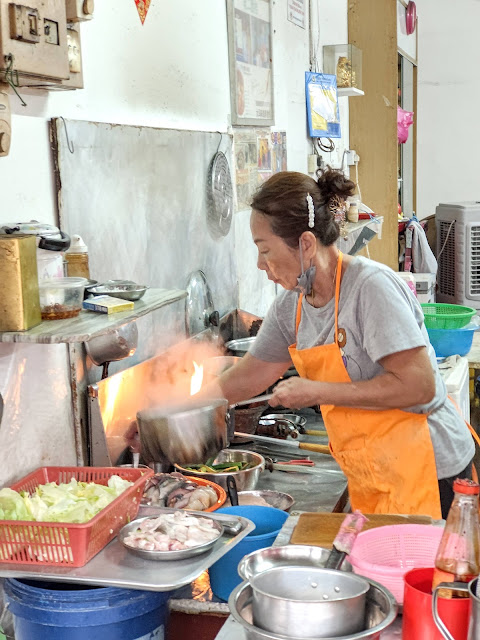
[59,116,74,153]
[3,54,26,107]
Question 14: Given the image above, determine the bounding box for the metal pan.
[119,513,224,561]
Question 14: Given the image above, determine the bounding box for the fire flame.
[190,361,203,396]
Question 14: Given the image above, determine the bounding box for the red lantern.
[405,1,417,35]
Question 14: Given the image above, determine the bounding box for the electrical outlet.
[346,149,357,166]
[0,87,11,157]
[66,0,94,22]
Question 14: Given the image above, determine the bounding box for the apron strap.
[334,252,343,345]
[295,294,303,334]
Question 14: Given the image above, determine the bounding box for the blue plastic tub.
[4,579,171,640]
[427,325,477,358]
[208,505,289,601]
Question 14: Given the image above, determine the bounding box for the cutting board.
[290,513,434,548]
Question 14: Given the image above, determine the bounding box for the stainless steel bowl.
[88,283,148,301]
[174,449,265,491]
[234,490,295,512]
[119,514,223,561]
[225,337,256,356]
[250,567,370,638]
[137,398,228,466]
[238,545,352,582]
[228,578,398,640]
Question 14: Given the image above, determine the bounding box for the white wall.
[1,0,349,229]
[417,0,480,218]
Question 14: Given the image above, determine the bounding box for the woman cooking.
[215,168,475,520]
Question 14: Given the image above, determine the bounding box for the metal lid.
[185,270,218,337]
[207,152,233,239]
[0,220,70,251]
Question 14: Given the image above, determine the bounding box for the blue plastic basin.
[208,505,289,601]
[427,326,477,358]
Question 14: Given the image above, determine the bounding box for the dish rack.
[0,466,153,567]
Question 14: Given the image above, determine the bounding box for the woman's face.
[250,210,300,289]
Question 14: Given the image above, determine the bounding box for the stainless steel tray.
[0,507,254,592]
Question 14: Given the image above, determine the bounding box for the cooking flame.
[190,361,203,396]
[103,374,124,433]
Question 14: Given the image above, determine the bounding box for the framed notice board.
[227,0,274,126]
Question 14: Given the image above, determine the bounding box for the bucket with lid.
[4,578,171,640]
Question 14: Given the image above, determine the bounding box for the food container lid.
[39,277,89,288]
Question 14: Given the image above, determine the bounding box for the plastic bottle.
[432,478,480,598]
[64,234,90,279]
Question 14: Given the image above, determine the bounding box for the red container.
[403,567,471,640]
[0,466,153,567]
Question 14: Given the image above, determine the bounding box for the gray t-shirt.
[250,256,474,479]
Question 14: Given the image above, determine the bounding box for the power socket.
[346,149,357,166]
[0,87,11,157]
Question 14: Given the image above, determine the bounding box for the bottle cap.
[66,234,88,254]
[453,478,480,495]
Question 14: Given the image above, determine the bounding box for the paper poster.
[134,0,151,24]
[287,0,306,29]
[234,128,287,211]
[229,0,274,125]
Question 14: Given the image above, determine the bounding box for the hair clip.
[306,193,315,228]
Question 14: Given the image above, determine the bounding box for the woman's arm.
[198,353,291,405]
[269,346,436,410]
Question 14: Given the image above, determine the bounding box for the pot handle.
[432,582,470,640]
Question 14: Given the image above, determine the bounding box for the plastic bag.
[305,72,341,138]
[397,106,414,144]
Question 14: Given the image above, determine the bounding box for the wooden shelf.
[338,87,365,97]
[0,288,187,344]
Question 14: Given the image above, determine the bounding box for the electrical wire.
[436,220,455,264]
[314,138,335,154]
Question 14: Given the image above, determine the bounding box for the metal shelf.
[0,288,187,344]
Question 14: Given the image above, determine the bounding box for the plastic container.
[427,324,477,357]
[208,505,289,601]
[0,466,153,567]
[347,524,444,604]
[421,303,476,329]
[4,578,170,640]
[39,277,88,320]
[403,568,471,640]
[64,235,90,279]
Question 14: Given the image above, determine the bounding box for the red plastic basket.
[0,466,153,567]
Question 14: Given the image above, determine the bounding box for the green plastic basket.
[421,303,476,329]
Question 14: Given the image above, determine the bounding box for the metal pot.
[250,567,370,638]
[137,398,228,466]
[174,449,264,491]
[229,578,398,640]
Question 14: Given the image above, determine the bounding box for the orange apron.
[288,252,442,518]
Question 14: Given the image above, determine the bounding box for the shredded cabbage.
[0,476,133,523]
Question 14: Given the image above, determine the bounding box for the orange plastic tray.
[141,475,226,512]
[0,466,153,567]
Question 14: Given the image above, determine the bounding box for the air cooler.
[436,201,480,308]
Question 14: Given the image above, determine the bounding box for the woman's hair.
[250,168,356,247]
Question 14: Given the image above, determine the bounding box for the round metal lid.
[207,152,233,239]
[185,270,217,337]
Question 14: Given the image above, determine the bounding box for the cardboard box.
[0,234,41,331]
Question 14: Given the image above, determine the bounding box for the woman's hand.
[269,378,322,409]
